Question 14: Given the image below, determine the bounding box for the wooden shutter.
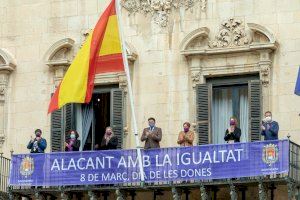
[248,80,262,141]
[64,103,75,141]
[196,83,212,145]
[110,89,124,149]
[51,108,63,152]
[50,103,75,152]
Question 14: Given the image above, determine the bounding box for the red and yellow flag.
[48,0,124,113]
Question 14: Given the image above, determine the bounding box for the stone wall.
[0,0,299,156]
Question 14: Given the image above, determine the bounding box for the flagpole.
[115,0,145,184]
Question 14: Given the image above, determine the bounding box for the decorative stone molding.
[180,21,277,56]
[209,18,250,48]
[0,49,16,150]
[44,38,75,86]
[122,0,207,27]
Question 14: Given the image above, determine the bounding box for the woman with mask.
[96,127,118,150]
[65,130,81,151]
[224,117,241,143]
[177,122,194,146]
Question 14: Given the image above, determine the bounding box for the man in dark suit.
[141,117,162,149]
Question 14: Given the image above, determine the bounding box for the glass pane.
[212,86,248,144]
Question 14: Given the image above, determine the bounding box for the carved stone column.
[116,189,126,200]
[188,56,203,132]
[228,181,237,200]
[286,177,296,200]
[0,67,15,150]
[88,191,97,200]
[171,187,182,200]
[258,49,273,112]
[200,182,208,200]
[258,178,267,200]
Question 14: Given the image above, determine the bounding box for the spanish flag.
[48,0,124,113]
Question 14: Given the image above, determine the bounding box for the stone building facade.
[1,0,300,199]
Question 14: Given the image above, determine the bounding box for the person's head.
[105,127,113,136]
[148,117,156,127]
[183,122,190,132]
[229,117,238,127]
[69,130,79,139]
[35,129,42,137]
[265,111,272,122]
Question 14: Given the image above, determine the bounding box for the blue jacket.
[27,138,47,153]
[261,121,279,140]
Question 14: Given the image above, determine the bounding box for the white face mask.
[265,116,272,122]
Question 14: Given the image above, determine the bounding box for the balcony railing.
[0,154,10,197]
[7,140,300,199]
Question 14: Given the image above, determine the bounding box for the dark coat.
[141,127,162,149]
[99,136,118,150]
[261,121,279,140]
[65,139,81,151]
[27,138,47,153]
[224,127,241,143]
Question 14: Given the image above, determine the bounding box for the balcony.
[0,153,10,199]
[5,140,300,200]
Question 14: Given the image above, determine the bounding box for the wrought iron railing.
[0,153,10,195]
[7,140,300,199]
[289,140,300,182]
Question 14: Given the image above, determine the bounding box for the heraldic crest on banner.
[262,143,279,166]
[20,155,34,178]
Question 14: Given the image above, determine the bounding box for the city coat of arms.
[20,156,34,178]
[262,144,279,166]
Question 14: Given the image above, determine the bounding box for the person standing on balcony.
[261,111,279,140]
[95,126,118,150]
[224,117,241,143]
[141,117,162,149]
[177,122,194,146]
[65,130,81,151]
[27,129,47,153]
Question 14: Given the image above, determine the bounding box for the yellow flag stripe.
[99,15,122,56]
[58,31,93,107]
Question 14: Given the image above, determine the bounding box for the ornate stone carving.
[209,18,250,48]
[88,191,97,200]
[286,177,296,200]
[258,178,267,200]
[200,183,208,200]
[122,0,207,27]
[228,181,237,200]
[171,187,182,200]
[191,71,201,87]
[119,74,128,95]
[0,49,16,150]
[116,189,126,200]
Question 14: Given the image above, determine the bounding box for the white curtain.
[212,88,233,144]
[239,89,249,142]
[81,104,93,150]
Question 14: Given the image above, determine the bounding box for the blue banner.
[9,140,289,186]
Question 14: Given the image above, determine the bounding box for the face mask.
[106,131,112,135]
[265,116,272,122]
[230,120,236,126]
[184,127,189,132]
[70,134,76,139]
[149,123,155,128]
